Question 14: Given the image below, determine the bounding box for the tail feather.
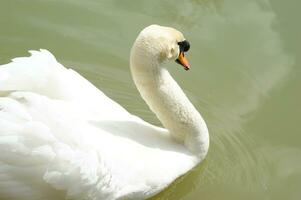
[0,49,65,97]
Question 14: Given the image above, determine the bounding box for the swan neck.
[130,46,209,158]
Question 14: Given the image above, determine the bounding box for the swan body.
[0,25,209,200]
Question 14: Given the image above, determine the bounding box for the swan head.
[131,24,190,70]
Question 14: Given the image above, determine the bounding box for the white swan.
[0,25,209,200]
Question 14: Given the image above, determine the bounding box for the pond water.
[1,0,300,199]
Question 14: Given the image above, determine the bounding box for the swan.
[0,25,209,200]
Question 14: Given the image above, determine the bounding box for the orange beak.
[176,52,190,70]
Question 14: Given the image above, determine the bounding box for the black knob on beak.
[178,40,190,52]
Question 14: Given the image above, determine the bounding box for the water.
[1,0,300,199]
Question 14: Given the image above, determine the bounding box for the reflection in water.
[0,0,299,199]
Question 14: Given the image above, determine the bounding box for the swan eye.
[170,47,175,54]
[178,40,190,52]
